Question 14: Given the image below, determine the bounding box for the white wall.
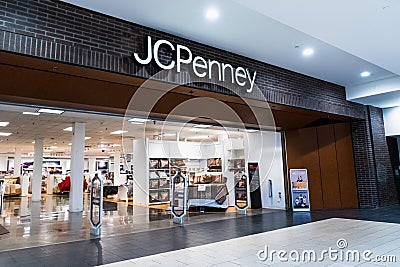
[244,131,285,209]
[383,107,400,136]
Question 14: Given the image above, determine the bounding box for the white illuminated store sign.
[132,36,257,93]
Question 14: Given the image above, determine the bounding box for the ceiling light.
[129,118,150,123]
[361,71,371,77]
[32,141,35,144]
[161,133,176,137]
[194,124,212,128]
[302,48,314,56]
[38,108,64,115]
[0,132,12,136]
[131,122,144,125]
[205,7,219,21]
[110,130,128,135]
[23,112,40,116]
[0,122,9,127]
[85,137,91,140]
[245,129,259,133]
[189,135,211,140]
[63,127,73,131]
[68,143,72,146]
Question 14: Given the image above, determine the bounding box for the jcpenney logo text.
[131,36,257,93]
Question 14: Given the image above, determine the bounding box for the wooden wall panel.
[317,125,341,209]
[285,130,303,169]
[285,128,323,210]
[299,128,323,210]
[285,122,358,210]
[334,123,359,208]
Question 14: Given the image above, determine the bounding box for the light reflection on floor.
[0,194,268,251]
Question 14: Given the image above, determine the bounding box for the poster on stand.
[290,169,310,211]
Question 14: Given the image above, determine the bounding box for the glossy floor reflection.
[0,194,269,250]
[0,204,400,266]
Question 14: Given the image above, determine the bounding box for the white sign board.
[290,169,310,212]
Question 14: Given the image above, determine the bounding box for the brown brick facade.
[0,0,397,207]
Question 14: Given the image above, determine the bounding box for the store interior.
[0,101,289,246]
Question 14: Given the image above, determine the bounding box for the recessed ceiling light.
[161,133,176,137]
[189,135,211,140]
[361,71,371,77]
[245,129,259,133]
[38,108,64,115]
[302,48,314,56]
[63,127,73,131]
[85,137,91,140]
[0,132,12,136]
[205,7,219,21]
[194,124,212,128]
[23,112,40,116]
[129,118,150,123]
[0,122,9,127]
[110,130,128,135]
[130,122,144,125]
[32,141,35,144]
[68,143,72,146]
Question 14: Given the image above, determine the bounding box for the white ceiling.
[0,104,243,157]
[61,0,400,109]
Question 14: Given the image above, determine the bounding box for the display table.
[187,184,229,208]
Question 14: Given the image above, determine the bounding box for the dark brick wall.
[351,107,398,208]
[0,0,397,207]
[368,106,398,206]
[0,0,365,119]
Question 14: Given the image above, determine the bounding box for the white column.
[14,147,22,177]
[32,138,44,201]
[114,151,123,185]
[88,156,96,175]
[69,122,85,212]
[0,156,7,171]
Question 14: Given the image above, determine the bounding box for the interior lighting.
[129,118,150,123]
[194,124,212,128]
[23,112,40,116]
[0,122,9,127]
[189,135,211,140]
[302,48,314,56]
[38,108,64,115]
[245,129,259,133]
[361,71,371,77]
[205,7,219,21]
[110,130,128,135]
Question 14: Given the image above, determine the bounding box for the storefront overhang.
[0,51,354,131]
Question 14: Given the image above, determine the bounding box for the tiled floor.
[99,218,400,266]
[0,195,265,250]
[0,195,400,266]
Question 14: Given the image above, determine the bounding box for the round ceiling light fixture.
[361,71,371,77]
[302,48,314,56]
[205,7,219,21]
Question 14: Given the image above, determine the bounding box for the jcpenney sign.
[131,36,257,93]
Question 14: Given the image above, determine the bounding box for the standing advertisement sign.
[290,169,310,211]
